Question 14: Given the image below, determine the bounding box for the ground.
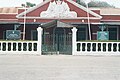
[0,55,120,80]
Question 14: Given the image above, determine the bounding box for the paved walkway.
[0,55,120,80]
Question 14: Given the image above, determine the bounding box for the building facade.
[0,0,120,54]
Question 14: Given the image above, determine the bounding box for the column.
[37,27,43,55]
[71,27,77,55]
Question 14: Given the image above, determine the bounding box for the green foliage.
[76,0,86,7]
[88,1,115,8]
[76,0,115,8]
[21,2,36,7]
[26,2,36,7]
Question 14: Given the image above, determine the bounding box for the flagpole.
[23,3,26,40]
[86,1,91,40]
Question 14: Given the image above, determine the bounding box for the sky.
[0,0,119,8]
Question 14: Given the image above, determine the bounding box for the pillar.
[37,27,43,55]
[71,27,77,55]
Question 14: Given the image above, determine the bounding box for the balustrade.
[0,41,38,54]
[75,42,120,55]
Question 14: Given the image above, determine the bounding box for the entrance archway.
[41,20,73,55]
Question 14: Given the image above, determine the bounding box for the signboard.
[6,30,21,40]
[97,31,109,40]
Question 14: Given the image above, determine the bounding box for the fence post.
[71,27,77,55]
[37,27,43,55]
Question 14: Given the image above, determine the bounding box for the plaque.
[97,31,109,40]
[6,30,21,40]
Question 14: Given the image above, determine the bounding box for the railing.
[75,41,120,55]
[0,41,39,54]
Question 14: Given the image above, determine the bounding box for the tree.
[26,2,36,7]
[88,1,115,8]
[76,0,86,7]
[76,0,114,8]
[21,2,36,7]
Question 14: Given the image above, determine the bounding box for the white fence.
[74,42,120,55]
[0,41,40,54]
[1,41,120,55]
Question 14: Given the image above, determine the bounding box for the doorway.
[42,28,72,55]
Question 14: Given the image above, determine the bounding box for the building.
[0,0,120,54]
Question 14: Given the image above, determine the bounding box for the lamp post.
[85,0,91,40]
[23,3,27,40]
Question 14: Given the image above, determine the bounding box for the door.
[54,28,65,54]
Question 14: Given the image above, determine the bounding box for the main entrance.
[40,20,73,55]
[42,28,72,55]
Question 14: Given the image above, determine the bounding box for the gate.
[42,34,72,55]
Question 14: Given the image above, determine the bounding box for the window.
[31,30,38,40]
[108,27,117,40]
[77,27,86,41]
